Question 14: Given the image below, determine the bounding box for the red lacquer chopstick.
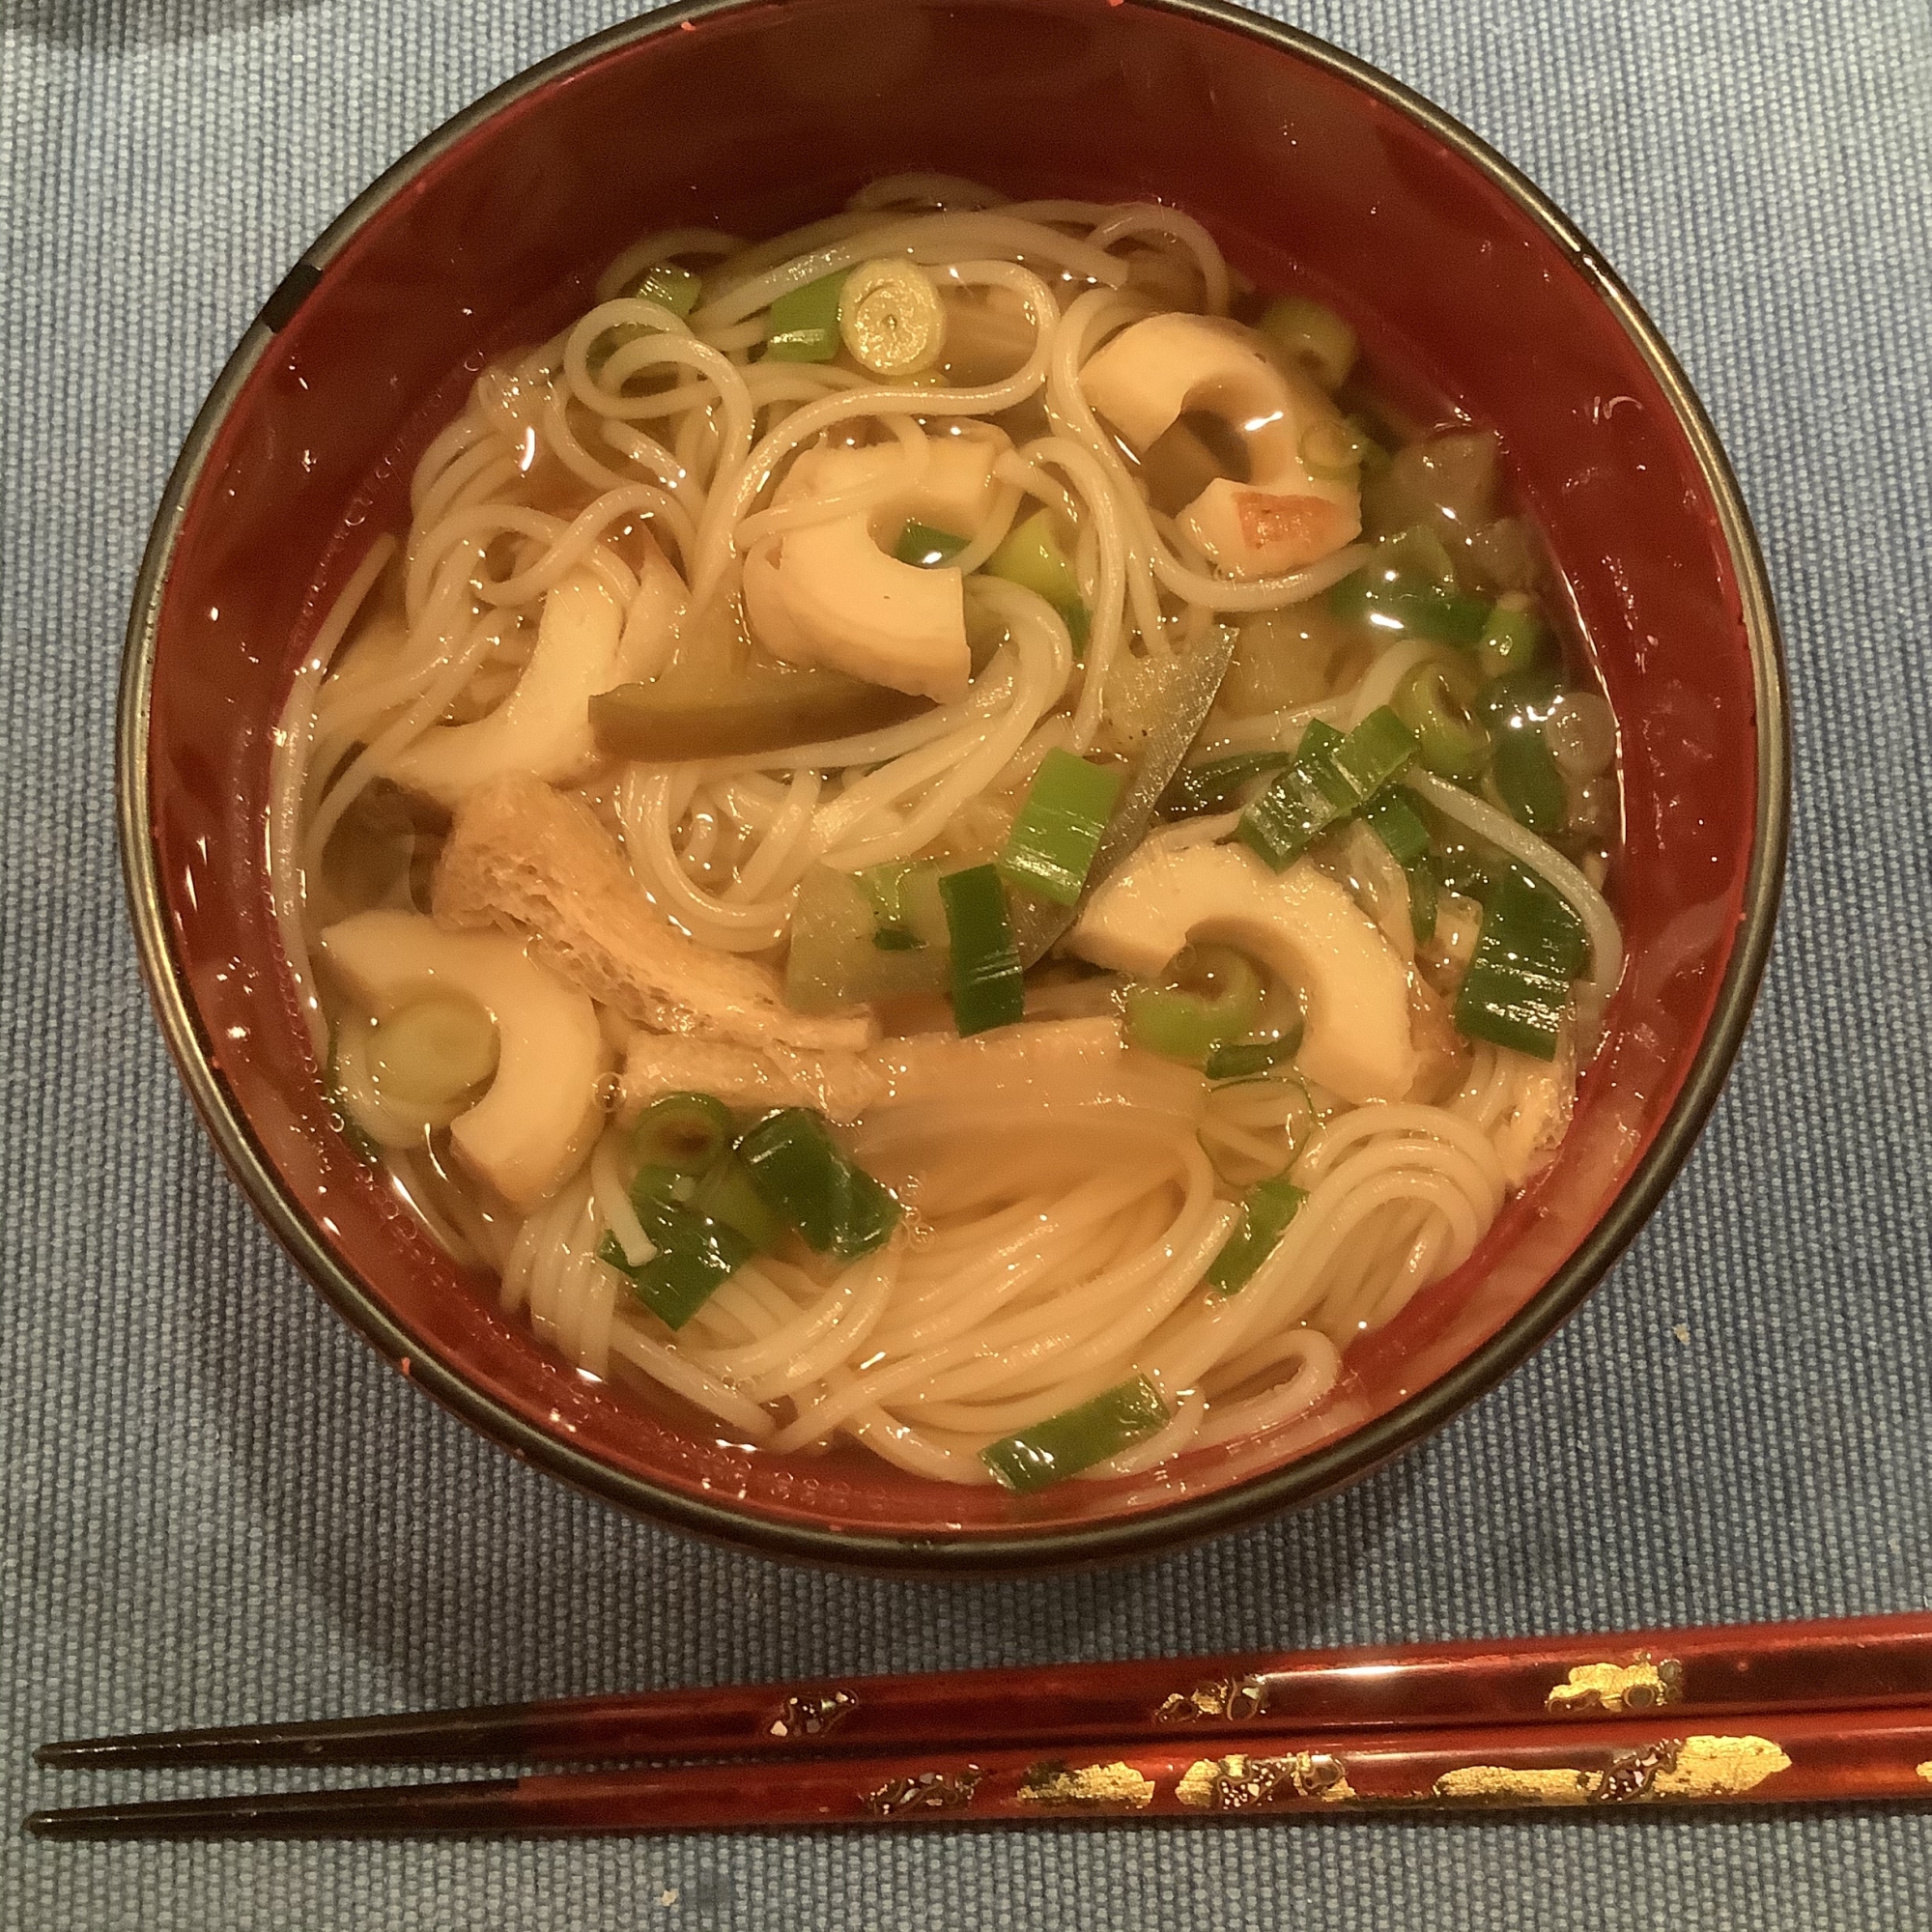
[36,1609,1932,1772]
[26,1704,1932,1838]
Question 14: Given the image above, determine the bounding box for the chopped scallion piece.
[1161,750,1293,818]
[628,1162,696,1210]
[630,1092,735,1175]
[1393,659,1491,781]
[1256,296,1357,391]
[599,1188,755,1330]
[735,1108,903,1259]
[996,750,1123,907]
[1453,866,1588,1059]
[1328,568,1490,647]
[858,860,928,952]
[984,509,1090,657]
[980,1375,1170,1492]
[1236,709,1416,872]
[689,1152,786,1254]
[1359,786,1430,867]
[1206,1174,1307,1294]
[1361,788,1438,943]
[763,271,849,362]
[1234,719,1352,870]
[894,520,969,568]
[624,262,703,316]
[1333,705,1418,800]
[1122,946,1264,1066]
[1475,592,1545,680]
[939,864,1025,1034]
[1203,1029,1303,1083]
[1492,726,1568,835]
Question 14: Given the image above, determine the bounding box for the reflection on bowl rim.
[116,0,1789,1574]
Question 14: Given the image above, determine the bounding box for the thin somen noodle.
[274,179,1624,1490]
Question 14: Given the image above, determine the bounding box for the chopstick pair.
[28,1610,1932,1837]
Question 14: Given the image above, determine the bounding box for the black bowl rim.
[117,0,1790,1577]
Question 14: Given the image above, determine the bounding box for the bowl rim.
[117,0,1790,1576]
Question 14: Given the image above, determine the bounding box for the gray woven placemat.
[3,1,1928,1925]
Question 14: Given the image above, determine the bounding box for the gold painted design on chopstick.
[1432,1734,1790,1806]
[1544,1653,1685,1715]
[859,1766,982,1817]
[1646,1734,1790,1798]
[1016,1759,1156,1809]
[1175,1752,1357,1809]
[1918,1760,1932,1784]
[1434,1764,1598,1804]
[768,1689,858,1740]
[1153,1673,1269,1723]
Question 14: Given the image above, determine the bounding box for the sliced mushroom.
[742,433,1001,701]
[1065,837,1416,1103]
[1079,313,1361,577]
[387,554,681,809]
[319,909,605,1210]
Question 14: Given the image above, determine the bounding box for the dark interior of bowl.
[133,0,1776,1566]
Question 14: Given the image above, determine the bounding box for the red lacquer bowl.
[119,0,1787,1573]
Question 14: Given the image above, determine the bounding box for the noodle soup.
[273,176,1621,1493]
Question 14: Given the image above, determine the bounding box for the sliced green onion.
[599,1185,755,1330]
[1235,719,1353,870]
[1377,523,1461,590]
[1161,751,1293,818]
[1492,726,1569,836]
[1361,787,1438,943]
[1236,709,1415,873]
[629,1162,696,1210]
[1359,786,1430,867]
[1393,659,1491,781]
[1332,705,1418,800]
[1475,592,1545,680]
[1329,568,1490,647]
[1298,417,1363,483]
[630,1092,735,1175]
[859,860,928,952]
[1061,600,1092,660]
[996,749,1124,908]
[1345,413,1392,475]
[1206,1174,1308,1293]
[689,1152,786,1254]
[1430,833,1495,902]
[624,262,703,316]
[785,864,950,1011]
[736,1108,902,1259]
[985,507,1079,604]
[894,520,969,568]
[1453,866,1588,1059]
[984,509,1090,656]
[1123,946,1264,1065]
[939,864,1025,1034]
[1203,1028,1304,1083]
[367,994,498,1108]
[980,1375,1170,1492]
[1257,296,1357,391]
[763,270,848,362]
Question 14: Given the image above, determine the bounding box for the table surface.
[4,1,1928,1925]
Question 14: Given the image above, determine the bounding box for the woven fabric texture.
[3,1,1928,1925]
